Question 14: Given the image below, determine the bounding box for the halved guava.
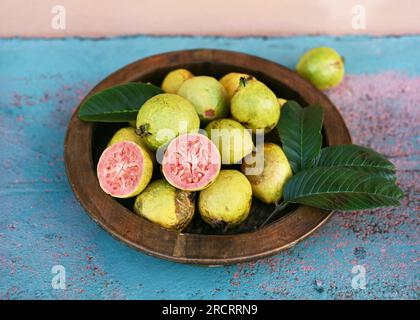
[97,140,153,198]
[162,133,221,191]
[108,126,155,164]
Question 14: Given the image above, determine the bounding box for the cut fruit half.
[162,133,221,191]
[97,141,153,198]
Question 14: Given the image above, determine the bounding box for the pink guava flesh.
[97,141,143,197]
[162,133,221,191]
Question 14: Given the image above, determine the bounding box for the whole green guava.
[230,78,280,133]
[136,93,200,151]
[177,76,229,123]
[296,47,345,90]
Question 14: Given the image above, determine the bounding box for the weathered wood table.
[0,35,418,299]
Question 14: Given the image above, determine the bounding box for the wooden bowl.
[64,49,351,265]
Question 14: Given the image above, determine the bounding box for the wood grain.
[64,49,351,265]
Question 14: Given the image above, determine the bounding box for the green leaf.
[312,144,397,180]
[78,82,163,122]
[283,167,403,210]
[277,101,324,173]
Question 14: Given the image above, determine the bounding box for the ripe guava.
[296,47,344,90]
[108,127,145,147]
[97,140,153,198]
[161,69,194,94]
[162,133,221,191]
[241,143,292,204]
[205,119,254,165]
[134,179,195,231]
[219,73,255,98]
[136,93,200,151]
[231,78,280,133]
[198,170,252,228]
[108,127,155,164]
[177,76,229,123]
[277,98,287,108]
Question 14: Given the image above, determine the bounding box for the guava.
[161,68,194,94]
[296,47,345,90]
[97,140,153,198]
[277,98,287,108]
[219,72,255,98]
[136,93,200,151]
[107,126,155,164]
[134,179,195,231]
[162,133,221,191]
[177,76,229,123]
[241,143,292,204]
[198,170,252,228]
[205,119,254,165]
[231,78,280,133]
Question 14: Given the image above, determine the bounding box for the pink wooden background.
[1,0,419,37]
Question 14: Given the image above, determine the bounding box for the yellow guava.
[205,119,254,165]
[161,69,194,94]
[134,179,195,231]
[198,170,252,228]
[241,143,292,204]
[277,98,287,107]
[219,72,255,98]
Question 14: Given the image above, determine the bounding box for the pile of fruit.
[82,48,402,234]
[96,70,292,231]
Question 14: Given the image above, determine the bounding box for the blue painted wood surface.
[0,35,418,299]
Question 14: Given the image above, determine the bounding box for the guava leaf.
[283,167,403,210]
[312,144,397,180]
[277,101,324,173]
[78,82,163,122]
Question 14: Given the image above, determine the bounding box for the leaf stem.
[258,201,289,228]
